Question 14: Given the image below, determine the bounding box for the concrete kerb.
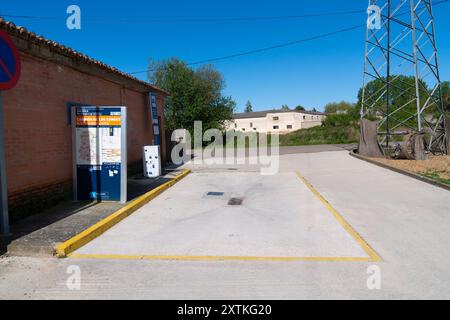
[349,151,450,192]
[54,169,191,258]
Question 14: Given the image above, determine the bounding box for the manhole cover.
[228,198,243,206]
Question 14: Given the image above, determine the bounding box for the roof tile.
[0,18,168,95]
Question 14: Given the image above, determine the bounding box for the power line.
[114,10,366,23]
[3,0,448,22]
[131,24,365,75]
[0,9,367,23]
[130,0,450,75]
[2,0,448,77]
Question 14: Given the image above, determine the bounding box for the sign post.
[72,106,127,204]
[0,92,9,235]
[0,30,21,236]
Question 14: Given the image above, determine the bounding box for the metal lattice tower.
[361,0,448,154]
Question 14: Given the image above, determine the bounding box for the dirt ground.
[371,155,450,183]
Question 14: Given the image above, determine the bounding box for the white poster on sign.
[101,128,122,163]
[76,128,101,165]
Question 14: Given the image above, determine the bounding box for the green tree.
[148,58,236,132]
[357,75,431,129]
[281,105,290,111]
[245,101,253,113]
[324,101,354,114]
[295,105,306,111]
[442,81,449,111]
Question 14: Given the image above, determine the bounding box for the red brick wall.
[2,53,166,219]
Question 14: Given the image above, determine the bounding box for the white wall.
[227,112,325,134]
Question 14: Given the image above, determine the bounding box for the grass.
[369,155,450,188]
[279,125,360,147]
[223,113,361,148]
[422,171,450,187]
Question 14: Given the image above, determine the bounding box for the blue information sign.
[72,106,127,203]
[150,93,161,146]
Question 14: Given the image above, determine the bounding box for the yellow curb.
[68,253,373,262]
[296,172,383,263]
[55,169,191,258]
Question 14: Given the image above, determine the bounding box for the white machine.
[143,146,161,178]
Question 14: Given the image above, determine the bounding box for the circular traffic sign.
[0,30,21,91]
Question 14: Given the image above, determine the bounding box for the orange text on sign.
[76,116,122,127]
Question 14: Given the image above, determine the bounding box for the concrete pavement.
[3,168,185,257]
[73,171,369,259]
[1,150,449,299]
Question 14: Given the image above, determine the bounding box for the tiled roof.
[233,109,325,120]
[0,18,168,95]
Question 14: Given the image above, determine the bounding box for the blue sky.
[1,0,449,112]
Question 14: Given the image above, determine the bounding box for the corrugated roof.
[233,109,325,120]
[0,18,168,95]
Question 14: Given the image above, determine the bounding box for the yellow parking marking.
[65,170,381,263]
[55,169,191,258]
[68,253,372,262]
[296,172,382,262]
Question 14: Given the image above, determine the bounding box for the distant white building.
[227,110,326,134]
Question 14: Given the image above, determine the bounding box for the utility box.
[143,146,161,178]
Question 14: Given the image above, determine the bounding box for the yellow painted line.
[296,172,382,263]
[55,169,192,258]
[62,170,380,263]
[68,253,372,262]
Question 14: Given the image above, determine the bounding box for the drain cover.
[228,198,243,206]
[207,192,225,197]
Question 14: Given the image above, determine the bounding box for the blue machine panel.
[150,93,161,146]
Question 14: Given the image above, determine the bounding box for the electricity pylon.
[361,0,448,154]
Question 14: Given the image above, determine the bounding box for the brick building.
[0,19,169,221]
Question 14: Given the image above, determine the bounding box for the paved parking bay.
[72,171,372,260]
[1,149,450,299]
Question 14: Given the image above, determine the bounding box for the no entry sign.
[0,30,21,91]
[0,29,21,235]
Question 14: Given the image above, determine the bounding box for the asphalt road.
[1,148,449,300]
